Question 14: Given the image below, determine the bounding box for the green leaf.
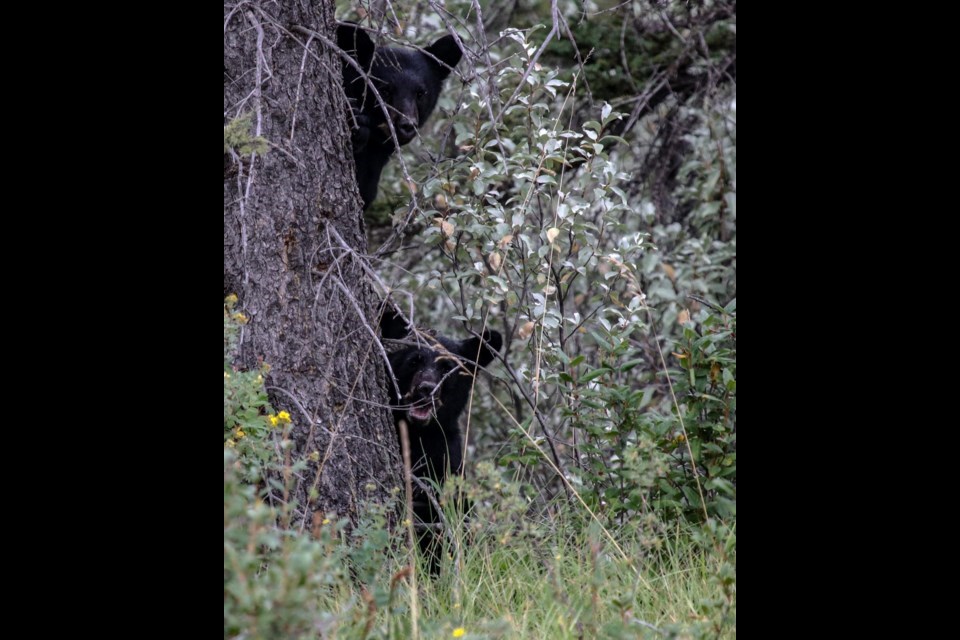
[638,386,655,409]
[580,367,611,383]
[618,358,645,372]
[601,102,613,122]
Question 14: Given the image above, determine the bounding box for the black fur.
[337,23,463,209]
[381,311,501,570]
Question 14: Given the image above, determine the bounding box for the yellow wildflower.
[232,312,248,325]
[225,439,236,448]
[269,415,280,427]
[322,518,331,525]
[225,294,239,305]
[277,411,292,423]
[452,628,466,638]
[235,429,246,439]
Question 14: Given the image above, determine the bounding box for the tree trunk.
[224,0,400,526]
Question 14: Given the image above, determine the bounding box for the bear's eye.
[416,89,425,100]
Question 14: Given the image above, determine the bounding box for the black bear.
[380,311,501,571]
[336,23,463,210]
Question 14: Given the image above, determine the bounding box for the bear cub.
[336,23,463,209]
[381,311,501,568]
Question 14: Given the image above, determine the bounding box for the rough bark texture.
[224,0,400,526]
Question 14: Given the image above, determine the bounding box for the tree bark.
[224,0,400,526]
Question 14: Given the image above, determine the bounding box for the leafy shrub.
[368,20,736,529]
[223,295,275,484]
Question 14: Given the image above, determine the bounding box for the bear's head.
[381,310,501,429]
[337,23,463,146]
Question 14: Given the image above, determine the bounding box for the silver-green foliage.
[377,21,736,529]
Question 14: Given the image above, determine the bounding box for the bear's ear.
[459,330,502,369]
[379,306,411,340]
[423,34,462,80]
[336,22,375,72]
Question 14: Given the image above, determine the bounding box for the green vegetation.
[226,1,735,637]
[224,298,736,638]
[225,414,735,639]
[223,114,268,157]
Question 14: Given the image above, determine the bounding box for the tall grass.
[225,444,735,639]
